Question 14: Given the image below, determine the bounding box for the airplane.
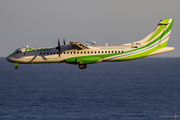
[6,18,175,69]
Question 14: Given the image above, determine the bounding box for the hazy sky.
[0,0,179,57]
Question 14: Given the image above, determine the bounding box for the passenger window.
[20,50,22,53]
[81,51,83,54]
[47,52,49,55]
[44,52,46,55]
[112,51,114,53]
[118,51,120,53]
[54,52,56,54]
[98,51,100,54]
[105,51,107,53]
[74,51,76,54]
[122,51,123,53]
[91,51,93,54]
[50,52,52,54]
[84,51,86,54]
[95,51,96,54]
[40,52,42,55]
[64,52,65,54]
[87,51,89,54]
[67,52,69,54]
[108,51,110,53]
[77,52,79,54]
[115,51,117,53]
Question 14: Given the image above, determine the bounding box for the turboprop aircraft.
[6,18,175,69]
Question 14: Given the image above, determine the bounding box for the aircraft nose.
[6,56,13,62]
[6,56,10,61]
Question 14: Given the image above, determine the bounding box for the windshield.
[14,50,18,53]
[13,49,21,54]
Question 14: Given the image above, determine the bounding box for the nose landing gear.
[15,66,18,69]
[14,63,19,69]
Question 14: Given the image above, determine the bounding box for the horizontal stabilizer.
[147,47,175,56]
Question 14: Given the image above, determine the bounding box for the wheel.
[79,64,87,69]
[79,64,84,69]
[15,66,18,69]
[83,64,87,69]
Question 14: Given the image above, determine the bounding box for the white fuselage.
[7,44,136,64]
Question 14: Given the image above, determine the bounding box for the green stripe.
[128,40,169,60]
[128,20,173,54]
[65,19,174,63]
[7,53,18,57]
[104,19,173,59]
[144,19,173,43]
[145,24,167,43]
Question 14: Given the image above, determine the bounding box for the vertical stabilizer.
[143,19,174,47]
[124,19,174,47]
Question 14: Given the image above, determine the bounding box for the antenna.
[26,45,29,48]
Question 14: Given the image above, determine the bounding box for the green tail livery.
[7,19,175,69]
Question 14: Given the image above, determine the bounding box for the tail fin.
[143,18,174,47]
[124,18,174,47]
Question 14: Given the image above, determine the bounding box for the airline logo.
[25,48,53,52]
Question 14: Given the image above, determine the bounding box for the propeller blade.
[56,38,61,57]
[63,38,66,45]
[58,38,60,47]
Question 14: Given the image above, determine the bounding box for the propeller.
[63,38,66,45]
[56,38,61,57]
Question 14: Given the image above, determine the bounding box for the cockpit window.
[13,49,22,54]
[14,50,18,53]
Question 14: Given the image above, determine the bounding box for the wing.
[69,41,89,50]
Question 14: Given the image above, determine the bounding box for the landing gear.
[79,64,87,69]
[14,63,19,69]
[15,66,18,69]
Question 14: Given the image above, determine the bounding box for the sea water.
[0,57,180,120]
